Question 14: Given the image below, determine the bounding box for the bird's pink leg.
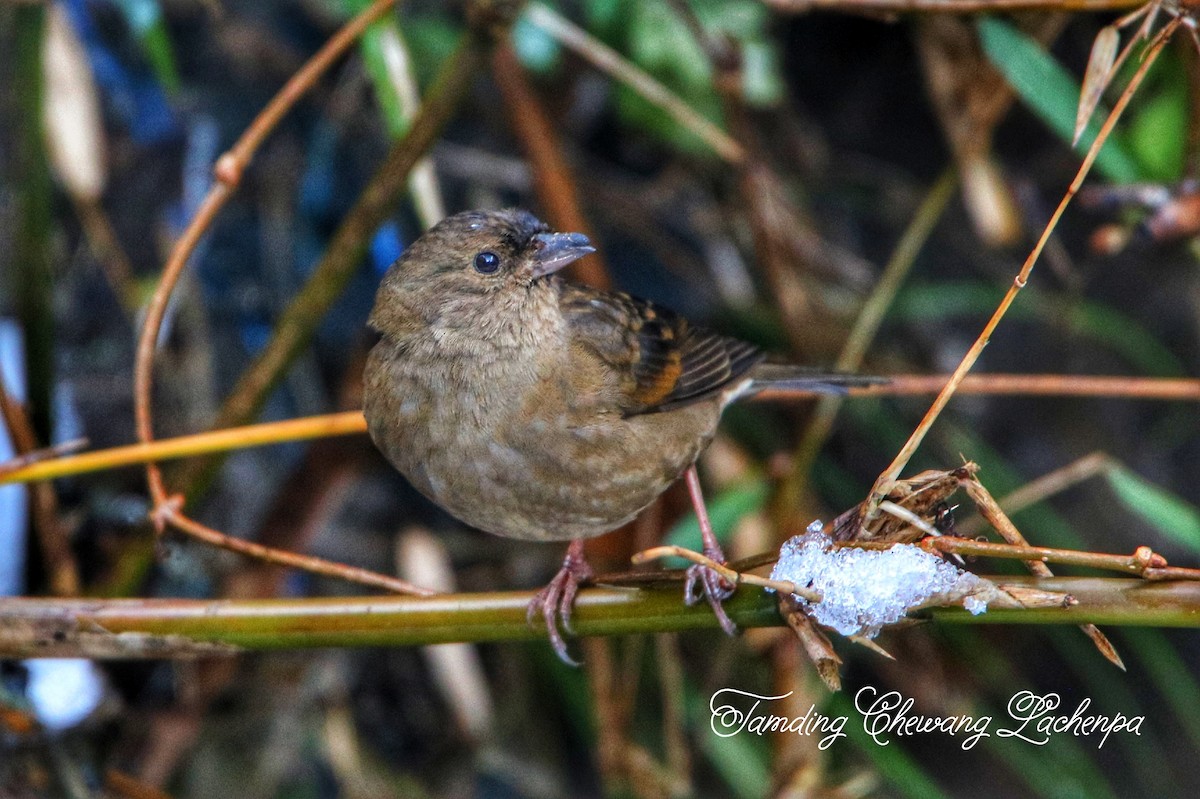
[527,538,594,665]
[682,465,737,635]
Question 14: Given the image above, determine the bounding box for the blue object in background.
[62,0,179,145]
[0,321,107,732]
[0,321,29,599]
[371,221,405,275]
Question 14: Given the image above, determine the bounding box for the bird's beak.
[530,232,595,278]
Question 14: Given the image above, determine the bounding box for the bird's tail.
[743,362,887,396]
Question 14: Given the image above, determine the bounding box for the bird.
[363,208,878,663]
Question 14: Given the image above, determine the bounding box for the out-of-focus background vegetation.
[2,0,1199,796]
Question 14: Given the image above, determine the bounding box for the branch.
[3,576,1199,659]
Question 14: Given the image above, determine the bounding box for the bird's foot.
[682,465,738,636]
[684,543,738,636]
[527,539,594,666]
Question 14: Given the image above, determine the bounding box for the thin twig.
[173,32,487,497]
[0,438,86,479]
[918,536,1200,580]
[878,500,941,537]
[993,451,1113,518]
[0,381,80,596]
[961,475,1124,668]
[0,412,365,485]
[134,0,401,508]
[807,373,1200,400]
[632,545,823,600]
[863,25,1177,524]
[160,508,434,595]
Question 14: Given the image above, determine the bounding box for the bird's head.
[368,208,594,339]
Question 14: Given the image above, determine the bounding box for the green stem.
[12,4,54,441]
[3,576,1198,659]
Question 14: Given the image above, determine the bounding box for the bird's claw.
[684,548,738,637]
[527,543,594,666]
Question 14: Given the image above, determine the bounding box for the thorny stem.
[5,373,1198,486]
[863,24,1177,527]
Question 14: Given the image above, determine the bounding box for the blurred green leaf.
[688,682,770,799]
[1104,466,1200,554]
[595,0,782,153]
[828,692,952,799]
[739,40,784,107]
[1127,53,1188,182]
[346,0,408,138]
[586,0,623,34]
[976,17,1141,184]
[1122,628,1200,749]
[890,282,1185,377]
[400,15,461,88]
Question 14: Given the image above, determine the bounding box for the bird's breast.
[363,335,724,542]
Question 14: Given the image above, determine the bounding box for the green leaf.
[399,16,461,88]
[976,17,1141,183]
[352,9,408,139]
[687,683,770,799]
[890,282,1186,377]
[1105,466,1200,554]
[1127,54,1188,182]
[828,692,953,799]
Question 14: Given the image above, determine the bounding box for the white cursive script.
[854,686,992,750]
[998,691,1144,748]
[709,689,848,750]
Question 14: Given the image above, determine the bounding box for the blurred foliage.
[977,16,1140,183]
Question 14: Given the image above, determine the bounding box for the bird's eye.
[473,251,501,274]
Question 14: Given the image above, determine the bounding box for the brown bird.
[364,208,875,663]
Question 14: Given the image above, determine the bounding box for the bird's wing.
[560,284,762,415]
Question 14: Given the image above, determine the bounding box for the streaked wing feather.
[561,285,762,415]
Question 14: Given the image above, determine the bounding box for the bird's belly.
[366,368,719,541]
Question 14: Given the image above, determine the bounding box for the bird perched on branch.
[364,208,877,663]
